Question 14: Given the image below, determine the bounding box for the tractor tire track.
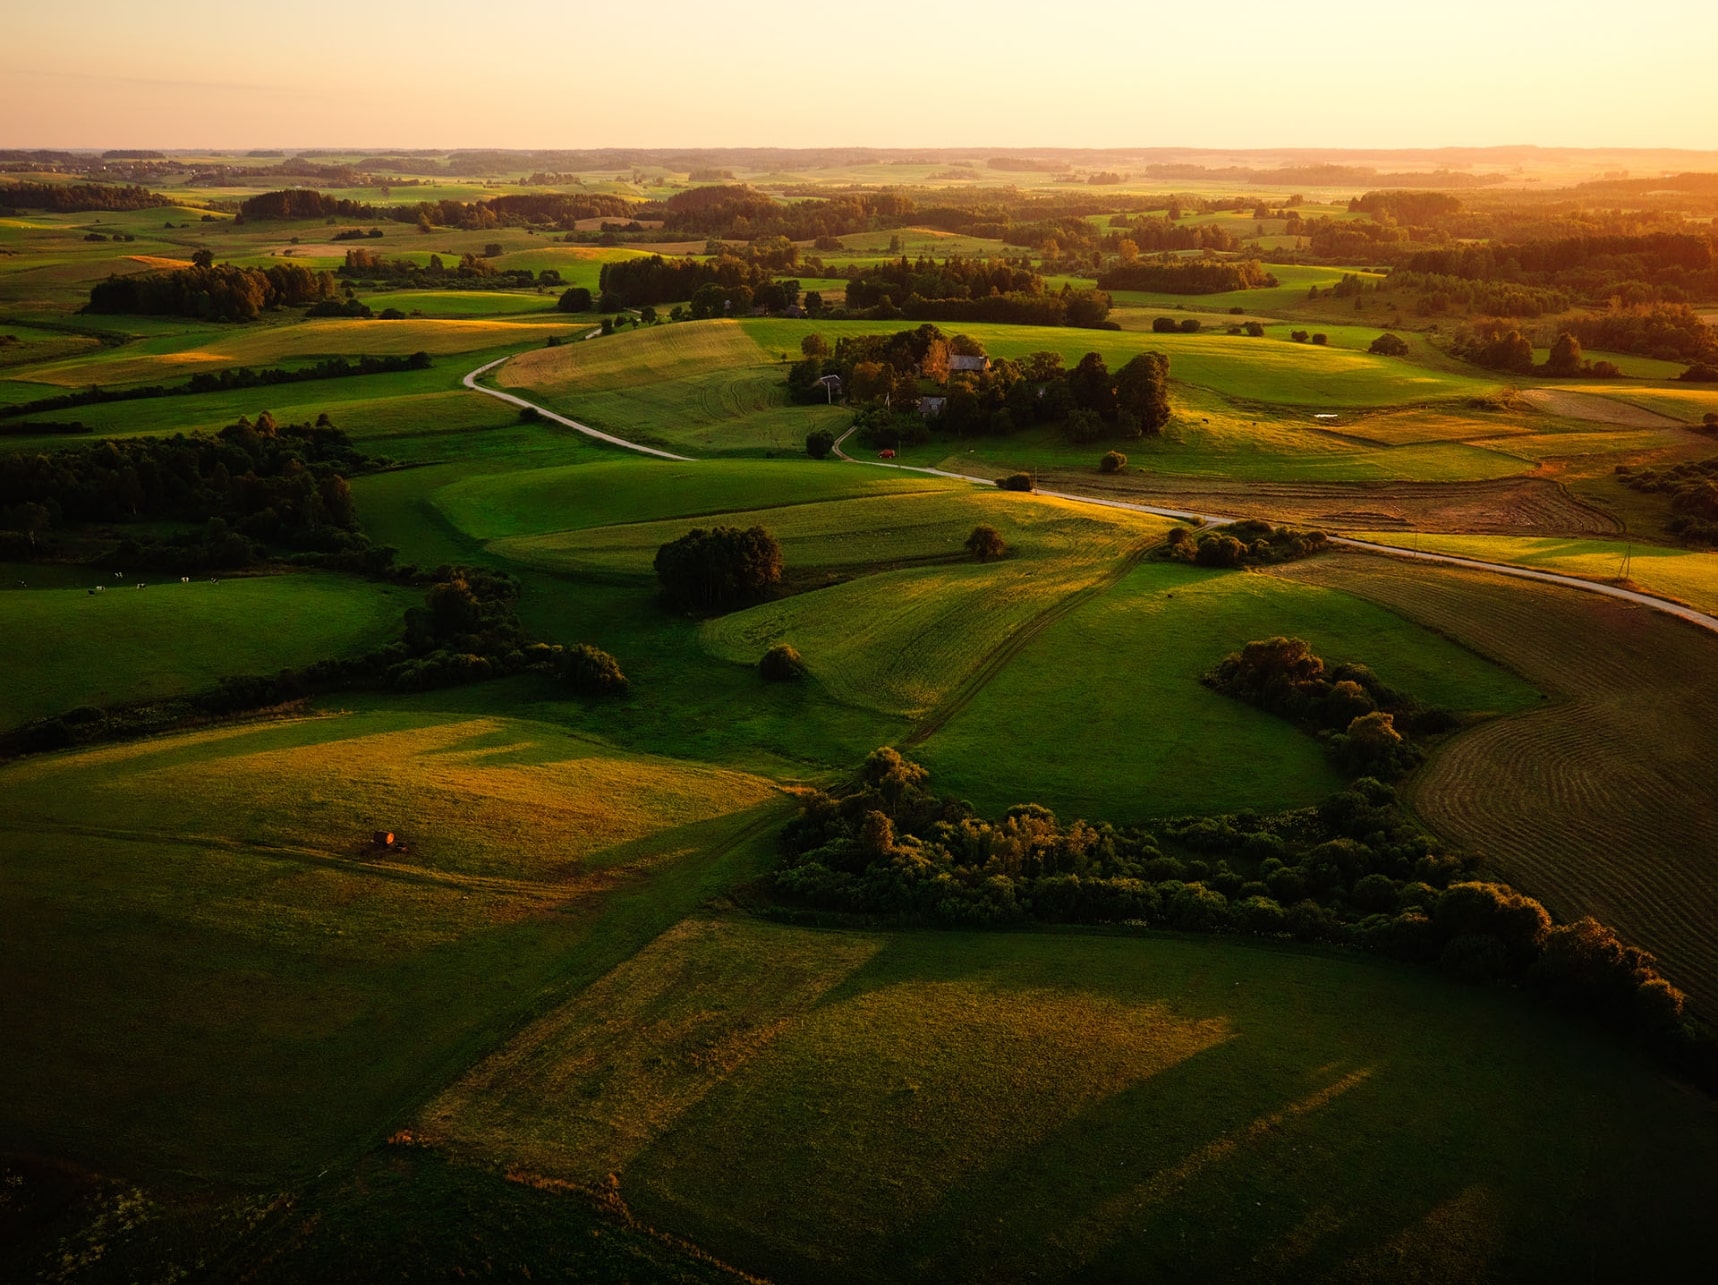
[902,535,1162,749]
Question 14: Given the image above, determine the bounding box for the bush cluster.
[1616,457,1718,543]
[654,525,783,613]
[1203,636,1453,778]
[1160,520,1329,570]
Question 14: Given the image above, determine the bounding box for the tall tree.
[1114,352,1171,434]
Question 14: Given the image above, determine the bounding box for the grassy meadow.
[6,178,1718,1284]
[0,573,414,727]
[0,708,789,1179]
[912,558,1538,819]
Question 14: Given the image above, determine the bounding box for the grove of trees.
[654,525,784,612]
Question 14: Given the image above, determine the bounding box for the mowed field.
[911,559,1538,819]
[432,457,967,542]
[0,708,788,1177]
[1278,553,1718,1019]
[12,316,579,388]
[0,573,414,727]
[499,320,849,455]
[423,915,1718,1285]
[1351,532,1718,615]
[698,496,1172,718]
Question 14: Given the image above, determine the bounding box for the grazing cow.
[879,448,897,460]
[180,576,190,584]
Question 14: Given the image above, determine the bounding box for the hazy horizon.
[6,0,1716,153]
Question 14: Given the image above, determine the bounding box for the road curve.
[463,357,693,461]
[466,358,1718,638]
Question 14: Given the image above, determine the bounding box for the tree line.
[1203,635,1449,779]
[1617,458,1718,545]
[1396,233,1718,305]
[86,261,338,322]
[0,353,432,422]
[1162,522,1331,572]
[597,253,778,308]
[0,414,371,563]
[770,748,1717,1091]
[837,256,1111,328]
[1097,258,1277,295]
[337,248,562,291]
[0,182,169,213]
[238,189,636,229]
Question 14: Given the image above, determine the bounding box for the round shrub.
[996,472,1034,493]
[1369,332,1410,357]
[759,643,807,682]
[965,524,1007,562]
[1351,872,1401,914]
[1194,534,1246,568]
[1099,450,1127,473]
[559,643,628,697]
[1234,895,1287,936]
[1167,883,1230,932]
[805,428,836,459]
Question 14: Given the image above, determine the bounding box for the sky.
[4,0,1717,152]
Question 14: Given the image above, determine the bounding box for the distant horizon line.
[8,143,1718,158]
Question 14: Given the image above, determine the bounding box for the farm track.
[0,818,589,901]
[1277,554,1718,1020]
[901,534,1163,748]
[1521,388,1688,429]
[464,357,693,461]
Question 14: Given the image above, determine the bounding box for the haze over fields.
[5,5,1718,1282]
[5,0,1718,150]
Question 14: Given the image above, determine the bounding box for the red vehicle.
[879,448,897,460]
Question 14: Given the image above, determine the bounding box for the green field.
[493,485,1157,578]
[432,456,965,542]
[425,915,1718,1285]
[497,319,849,455]
[912,558,1539,818]
[699,497,1171,718]
[0,573,414,727]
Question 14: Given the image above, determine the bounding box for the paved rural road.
[465,359,1718,638]
[464,357,694,461]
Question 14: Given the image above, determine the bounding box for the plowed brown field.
[1040,473,1621,535]
[1278,552,1718,1019]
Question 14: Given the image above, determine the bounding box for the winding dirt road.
[464,358,1718,639]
